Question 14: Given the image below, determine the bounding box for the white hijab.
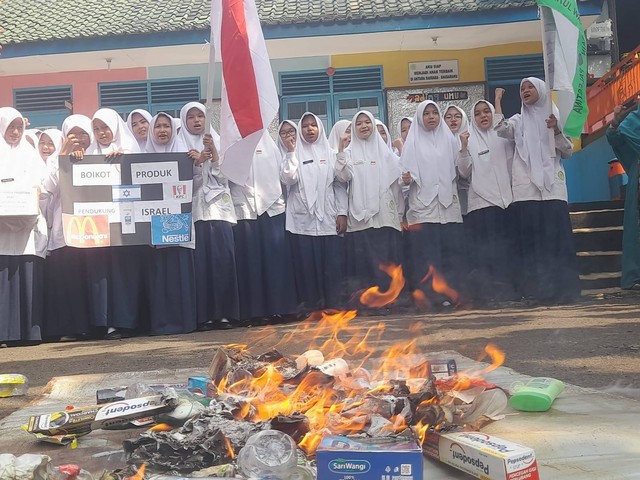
[62,114,93,143]
[277,120,297,157]
[444,105,469,147]
[88,108,141,154]
[375,119,394,151]
[401,100,458,208]
[38,129,64,166]
[295,112,335,221]
[347,110,401,222]
[178,102,221,152]
[178,103,225,202]
[247,132,283,215]
[126,109,152,151]
[396,117,413,140]
[513,77,559,191]
[468,100,514,208]
[328,119,351,150]
[0,107,45,186]
[145,113,186,153]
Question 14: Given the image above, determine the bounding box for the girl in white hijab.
[444,105,470,216]
[400,100,466,302]
[280,112,348,311]
[37,129,64,165]
[495,78,579,304]
[88,108,141,155]
[458,98,516,302]
[278,120,297,158]
[335,110,403,297]
[394,116,413,155]
[126,109,152,151]
[145,113,186,153]
[39,115,94,342]
[138,111,198,335]
[328,119,351,151]
[177,103,239,331]
[230,131,298,325]
[0,107,47,343]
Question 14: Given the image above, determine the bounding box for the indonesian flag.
[537,0,589,138]
[211,0,279,184]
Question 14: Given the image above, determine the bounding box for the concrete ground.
[2,290,639,423]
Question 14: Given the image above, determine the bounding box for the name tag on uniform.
[370,160,377,165]
[478,150,489,156]
[1,178,15,183]
[319,158,327,164]
[303,159,314,165]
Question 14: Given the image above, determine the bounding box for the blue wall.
[565,135,615,204]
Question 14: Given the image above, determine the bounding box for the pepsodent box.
[27,395,170,436]
[317,435,423,480]
[423,431,539,480]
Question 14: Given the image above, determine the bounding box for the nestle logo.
[328,459,370,473]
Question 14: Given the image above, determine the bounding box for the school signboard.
[59,153,193,247]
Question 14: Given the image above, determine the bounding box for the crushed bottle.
[236,430,299,479]
[0,374,28,398]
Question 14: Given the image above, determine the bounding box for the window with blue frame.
[485,55,545,118]
[279,67,385,129]
[98,78,200,119]
[13,86,72,129]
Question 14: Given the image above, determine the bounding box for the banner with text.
[59,153,194,247]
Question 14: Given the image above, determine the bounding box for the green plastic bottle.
[508,377,565,412]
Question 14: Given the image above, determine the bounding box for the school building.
[0,0,612,201]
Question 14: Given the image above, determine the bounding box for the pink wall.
[0,67,147,115]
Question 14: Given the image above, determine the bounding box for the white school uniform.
[458,101,514,213]
[401,101,462,225]
[280,113,347,236]
[335,110,402,232]
[495,77,573,203]
[0,108,48,258]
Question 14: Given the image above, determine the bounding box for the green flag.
[537,0,589,137]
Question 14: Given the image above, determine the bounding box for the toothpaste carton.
[26,395,172,437]
[317,434,423,480]
[423,431,539,480]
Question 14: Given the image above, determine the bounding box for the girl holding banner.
[0,107,48,343]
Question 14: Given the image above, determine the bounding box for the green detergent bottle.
[509,377,565,412]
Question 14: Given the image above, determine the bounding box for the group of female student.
[0,77,580,345]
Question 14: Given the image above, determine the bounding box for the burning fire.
[203,263,504,456]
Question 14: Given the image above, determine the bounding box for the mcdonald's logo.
[63,214,111,248]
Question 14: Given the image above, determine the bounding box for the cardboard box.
[423,431,539,480]
[317,435,423,480]
[26,395,171,436]
[0,188,39,216]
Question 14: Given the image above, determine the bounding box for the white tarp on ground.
[0,354,639,478]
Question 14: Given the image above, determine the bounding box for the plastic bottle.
[509,377,565,412]
[0,374,28,397]
[237,430,299,479]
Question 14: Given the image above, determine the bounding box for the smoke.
[596,380,640,401]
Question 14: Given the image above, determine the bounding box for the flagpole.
[539,6,557,156]
[205,29,216,135]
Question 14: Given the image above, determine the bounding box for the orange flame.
[419,265,460,305]
[412,289,431,310]
[127,464,146,480]
[359,263,405,308]
[224,436,236,459]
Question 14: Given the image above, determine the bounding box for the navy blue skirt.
[87,246,150,331]
[345,227,402,299]
[464,206,517,302]
[0,255,44,342]
[288,233,347,312]
[194,220,240,324]
[407,222,466,299]
[507,200,581,303]
[233,213,297,320]
[147,246,197,335]
[43,247,92,338]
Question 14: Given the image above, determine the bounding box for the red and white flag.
[211,0,279,185]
